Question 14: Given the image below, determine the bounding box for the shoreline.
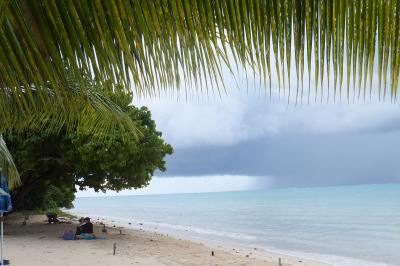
[69,211,396,266]
[7,210,393,266]
[3,212,328,266]
[69,211,330,266]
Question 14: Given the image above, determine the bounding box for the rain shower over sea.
[72,183,400,266]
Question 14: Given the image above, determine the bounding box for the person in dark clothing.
[75,226,82,236]
[81,217,93,234]
[75,217,93,236]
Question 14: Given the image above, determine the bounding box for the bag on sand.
[61,230,75,240]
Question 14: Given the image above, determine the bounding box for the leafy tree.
[0,71,139,189]
[5,105,173,210]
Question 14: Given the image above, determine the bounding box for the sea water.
[72,184,400,266]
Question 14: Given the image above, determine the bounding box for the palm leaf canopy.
[0,134,19,189]
[1,0,399,104]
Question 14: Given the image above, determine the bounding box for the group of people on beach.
[61,216,95,240]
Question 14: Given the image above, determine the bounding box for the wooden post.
[278,257,282,266]
[113,243,116,255]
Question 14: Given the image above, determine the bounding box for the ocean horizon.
[71,183,400,266]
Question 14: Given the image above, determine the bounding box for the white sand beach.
[2,213,328,266]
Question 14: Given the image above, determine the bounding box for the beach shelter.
[0,169,12,265]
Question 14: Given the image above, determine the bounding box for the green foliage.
[71,105,173,192]
[43,185,75,210]
[1,0,399,108]
[0,135,20,189]
[5,105,173,210]
[0,70,139,189]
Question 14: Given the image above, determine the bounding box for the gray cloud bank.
[138,83,400,189]
[160,131,400,188]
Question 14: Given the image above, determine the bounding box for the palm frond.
[1,0,399,104]
[0,69,140,142]
[0,134,20,189]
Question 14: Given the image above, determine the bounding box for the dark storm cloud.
[160,130,400,188]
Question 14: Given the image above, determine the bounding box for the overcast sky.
[77,53,400,197]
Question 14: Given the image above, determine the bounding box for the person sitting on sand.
[75,217,84,235]
[75,217,94,236]
[81,217,93,234]
[63,217,106,241]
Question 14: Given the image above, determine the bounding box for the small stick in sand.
[211,251,214,256]
[113,243,116,255]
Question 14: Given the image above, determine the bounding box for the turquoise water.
[72,184,400,266]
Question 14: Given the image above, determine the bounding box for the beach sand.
[3,213,328,266]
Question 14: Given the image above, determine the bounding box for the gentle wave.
[262,247,397,266]
[68,211,394,266]
[69,211,257,241]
